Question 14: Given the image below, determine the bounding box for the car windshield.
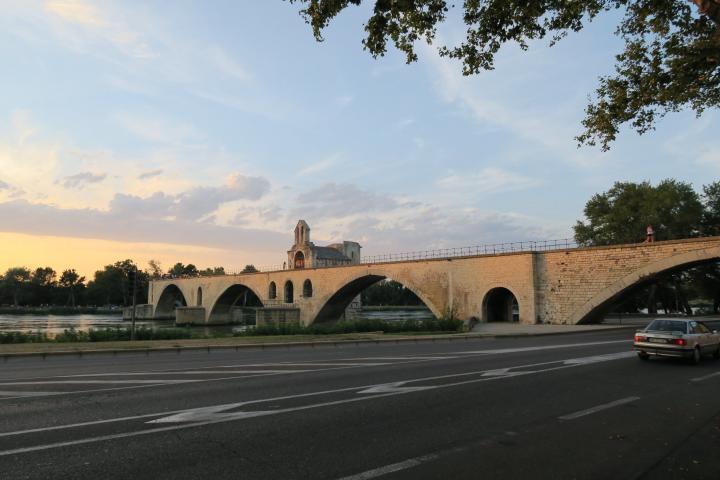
[645,319,688,334]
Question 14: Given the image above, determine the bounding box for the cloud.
[60,171,107,189]
[107,173,271,222]
[113,112,203,145]
[176,174,270,220]
[395,118,415,129]
[0,199,287,252]
[336,95,354,108]
[437,167,540,193]
[209,46,252,81]
[298,154,341,176]
[336,207,567,256]
[44,0,154,59]
[0,180,9,190]
[137,169,163,180]
[108,192,176,219]
[421,42,605,168]
[294,183,399,219]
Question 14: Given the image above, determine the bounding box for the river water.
[0,308,435,336]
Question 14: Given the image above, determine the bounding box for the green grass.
[235,317,463,336]
[0,326,195,344]
[0,318,464,345]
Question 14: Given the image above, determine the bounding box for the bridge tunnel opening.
[579,258,720,325]
[313,275,434,324]
[483,287,519,323]
[155,285,187,319]
[208,284,263,325]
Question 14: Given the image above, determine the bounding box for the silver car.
[634,318,720,364]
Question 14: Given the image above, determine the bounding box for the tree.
[2,267,31,307]
[200,266,226,276]
[240,265,258,274]
[169,262,186,277]
[30,267,57,306]
[574,179,703,246]
[147,259,163,279]
[59,269,85,307]
[361,280,423,306]
[701,180,720,235]
[85,260,147,306]
[288,0,720,150]
[183,264,199,277]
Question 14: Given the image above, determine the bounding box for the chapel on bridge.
[287,220,361,269]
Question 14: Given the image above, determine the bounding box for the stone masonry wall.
[534,238,720,324]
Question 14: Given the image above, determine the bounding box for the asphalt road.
[1,327,720,479]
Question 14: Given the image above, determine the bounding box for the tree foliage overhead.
[287,0,720,149]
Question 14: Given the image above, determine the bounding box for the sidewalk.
[470,322,640,335]
[0,323,638,358]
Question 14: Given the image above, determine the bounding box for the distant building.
[287,220,362,315]
[287,220,361,269]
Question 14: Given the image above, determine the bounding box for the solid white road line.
[335,453,440,480]
[62,370,313,376]
[0,380,194,385]
[458,339,630,355]
[690,371,720,382]
[0,391,61,397]
[558,396,641,421]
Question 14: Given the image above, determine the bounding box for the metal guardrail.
[359,238,577,264]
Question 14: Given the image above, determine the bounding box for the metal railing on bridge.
[359,238,578,264]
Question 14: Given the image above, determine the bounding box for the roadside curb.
[0,325,638,360]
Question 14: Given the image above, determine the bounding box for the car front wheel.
[713,345,720,360]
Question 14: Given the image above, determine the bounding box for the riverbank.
[0,323,635,357]
[0,306,122,316]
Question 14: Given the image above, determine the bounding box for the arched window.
[268,281,277,299]
[284,280,294,303]
[303,279,313,298]
[197,287,203,306]
[294,251,305,269]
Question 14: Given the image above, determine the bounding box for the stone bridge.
[146,237,720,326]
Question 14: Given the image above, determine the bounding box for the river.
[0,308,436,336]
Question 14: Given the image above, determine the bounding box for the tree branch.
[690,0,720,25]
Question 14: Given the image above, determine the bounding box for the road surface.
[1,328,720,479]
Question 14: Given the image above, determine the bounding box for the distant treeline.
[361,280,423,306]
[0,260,227,308]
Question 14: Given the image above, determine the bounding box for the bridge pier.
[175,307,206,326]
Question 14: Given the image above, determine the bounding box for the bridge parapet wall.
[534,237,720,324]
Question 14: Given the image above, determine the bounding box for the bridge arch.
[571,246,720,324]
[482,287,519,322]
[155,284,187,319]
[311,270,443,324]
[208,283,263,323]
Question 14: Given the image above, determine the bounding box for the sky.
[0,0,718,278]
